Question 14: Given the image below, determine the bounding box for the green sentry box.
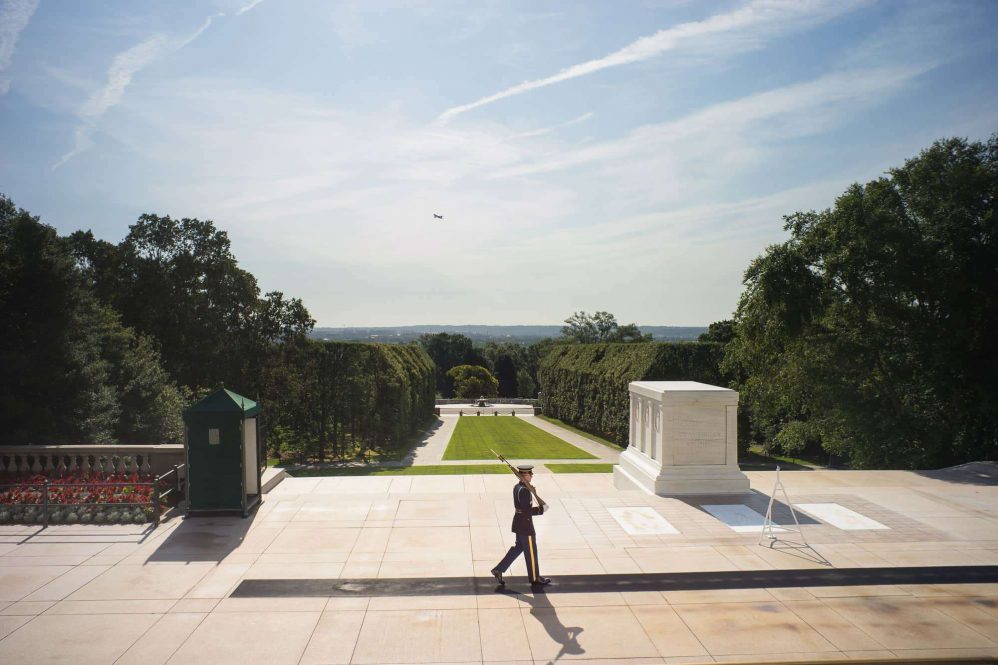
[183,388,262,517]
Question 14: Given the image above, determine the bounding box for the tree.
[417,333,486,397]
[0,196,184,444]
[698,320,736,344]
[1,197,86,443]
[482,341,529,397]
[516,368,537,398]
[561,311,616,343]
[446,365,499,399]
[725,136,998,468]
[71,214,313,392]
[560,311,651,343]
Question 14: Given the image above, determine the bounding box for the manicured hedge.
[267,340,437,461]
[538,342,724,446]
[370,343,437,451]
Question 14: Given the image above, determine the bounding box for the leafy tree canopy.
[417,333,486,397]
[725,135,998,469]
[0,196,184,444]
[560,311,651,343]
[446,364,499,399]
[698,320,736,345]
[71,214,314,391]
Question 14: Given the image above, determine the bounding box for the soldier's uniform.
[491,465,551,587]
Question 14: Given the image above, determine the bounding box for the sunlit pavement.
[1,464,998,664]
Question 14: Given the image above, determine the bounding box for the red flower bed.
[0,473,164,524]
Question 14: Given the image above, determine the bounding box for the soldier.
[491,465,551,588]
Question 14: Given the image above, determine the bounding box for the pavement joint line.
[230,565,998,598]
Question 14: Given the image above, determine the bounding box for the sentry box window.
[208,428,220,445]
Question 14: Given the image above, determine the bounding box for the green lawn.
[546,463,614,473]
[536,415,624,451]
[443,416,597,460]
[289,464,512,477]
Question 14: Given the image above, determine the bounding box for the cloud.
[437,0,868,122]
[510,112,594,140]
[53,34,171,169]
[0,0,39,94]
[72,53,930,326]
[53,1,266,169]
[235,0,266,16]
[490,65,931,182]
[47,4,955,325]
[78,35,169,121]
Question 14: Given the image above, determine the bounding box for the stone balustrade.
[0,444,185,478]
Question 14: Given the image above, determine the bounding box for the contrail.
[437,0,866,123]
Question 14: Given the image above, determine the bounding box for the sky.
[1,1,996,327]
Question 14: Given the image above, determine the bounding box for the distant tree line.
[311,324,705,344]
[418,311,653,400]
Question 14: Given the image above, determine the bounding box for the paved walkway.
[521,415,621,464]
[406,415,620,467]
[1,465,998,663]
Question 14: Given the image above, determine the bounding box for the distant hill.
[309,325,707,344]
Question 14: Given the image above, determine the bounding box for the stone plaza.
[1,410,998,664]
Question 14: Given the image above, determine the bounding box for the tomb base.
[614,448,750,495]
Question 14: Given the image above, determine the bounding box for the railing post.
[172,464,180,498]
[42,479,50,527]
[153,480,162,524]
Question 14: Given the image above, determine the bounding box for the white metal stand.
[759,465,808,547]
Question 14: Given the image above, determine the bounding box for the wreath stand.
[759,465,809,549]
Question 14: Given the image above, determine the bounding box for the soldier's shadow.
[497,586,584,663]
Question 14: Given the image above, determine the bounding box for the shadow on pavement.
[681,490,823,526]
[230,565,998,598]
[497,586,585,664]
[145,512,256,562]
[917,461,998,486]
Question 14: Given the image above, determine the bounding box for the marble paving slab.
[796,503,889,530]
[702,504,786,533]
[607,506,679,535]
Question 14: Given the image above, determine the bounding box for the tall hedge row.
[266,340,436,461]
[368,343,438,451]
[538,342,724,446]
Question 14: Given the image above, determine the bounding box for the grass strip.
[742,446,826,470]
[545,463,614,473]
[289,464,511,477]
[536,415,624,451]
[443,416,596,460]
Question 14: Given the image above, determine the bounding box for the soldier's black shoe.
[530,577,551,587]
[490,568,505,586]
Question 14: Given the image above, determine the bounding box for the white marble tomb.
[613,381,750,495]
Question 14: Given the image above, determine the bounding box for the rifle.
[490,448,547,509]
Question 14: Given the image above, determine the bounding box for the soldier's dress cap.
[517,465,534,472]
